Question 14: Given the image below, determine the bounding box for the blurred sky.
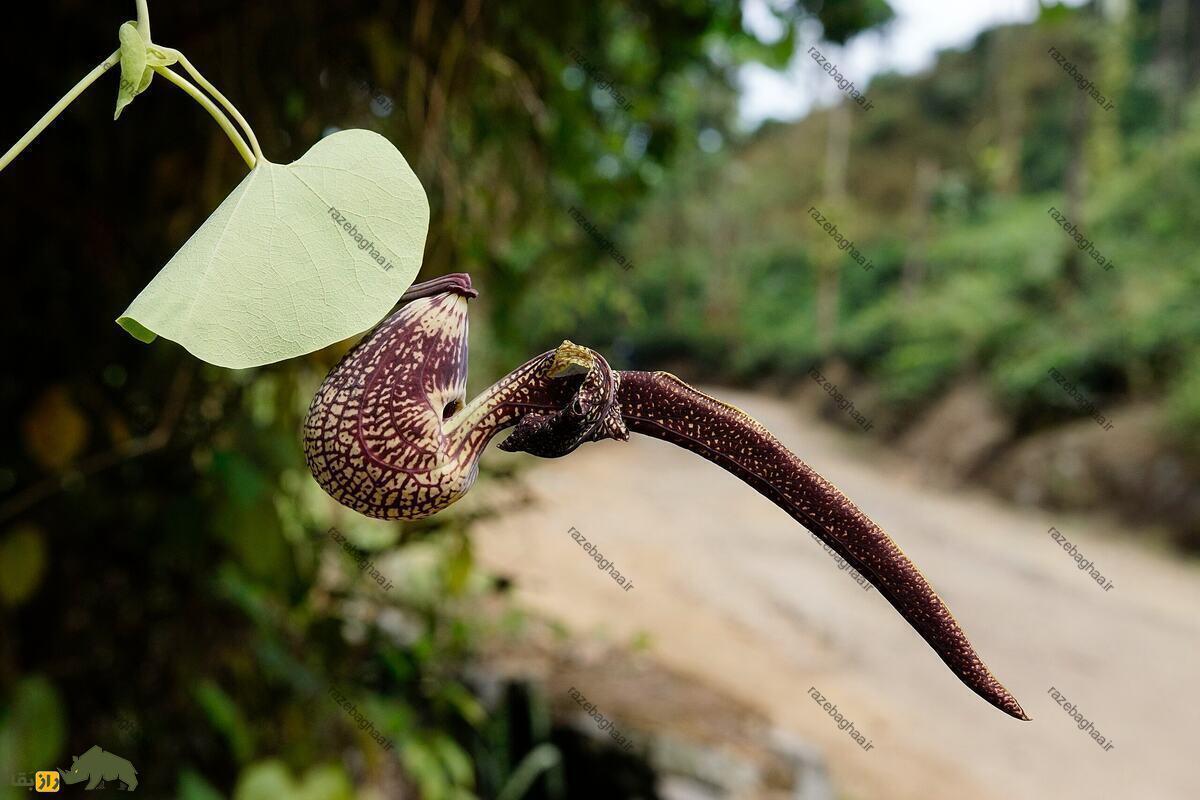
[738,0,1091,127]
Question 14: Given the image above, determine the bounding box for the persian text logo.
[10,770,61,792]
[36,771,62,792]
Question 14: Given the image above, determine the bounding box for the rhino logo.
[57,745,137,791]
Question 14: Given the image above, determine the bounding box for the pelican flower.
[303,273,1028,720]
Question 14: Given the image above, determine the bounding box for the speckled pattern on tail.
[617,370,1029,721]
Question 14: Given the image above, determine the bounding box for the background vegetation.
[0,0,1196,797]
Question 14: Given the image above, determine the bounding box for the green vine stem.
[0,50,121,173]
[136,0,151,42]
[159,47,265,164]
[153,66,257,169]
[0,0,267,174]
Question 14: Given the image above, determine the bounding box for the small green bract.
[115,21,153,119]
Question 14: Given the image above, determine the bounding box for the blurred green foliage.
[513,2,1200,546]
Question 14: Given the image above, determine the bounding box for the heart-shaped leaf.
[115,21,154,119]
[117,129,430,368]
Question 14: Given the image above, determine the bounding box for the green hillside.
[508,4,1200,547]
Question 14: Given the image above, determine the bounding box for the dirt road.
[470,387,1199,800]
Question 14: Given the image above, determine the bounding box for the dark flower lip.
[400,272,478,301]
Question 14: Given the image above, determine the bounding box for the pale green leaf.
[117,129,430,368]
[115,22,153,120]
